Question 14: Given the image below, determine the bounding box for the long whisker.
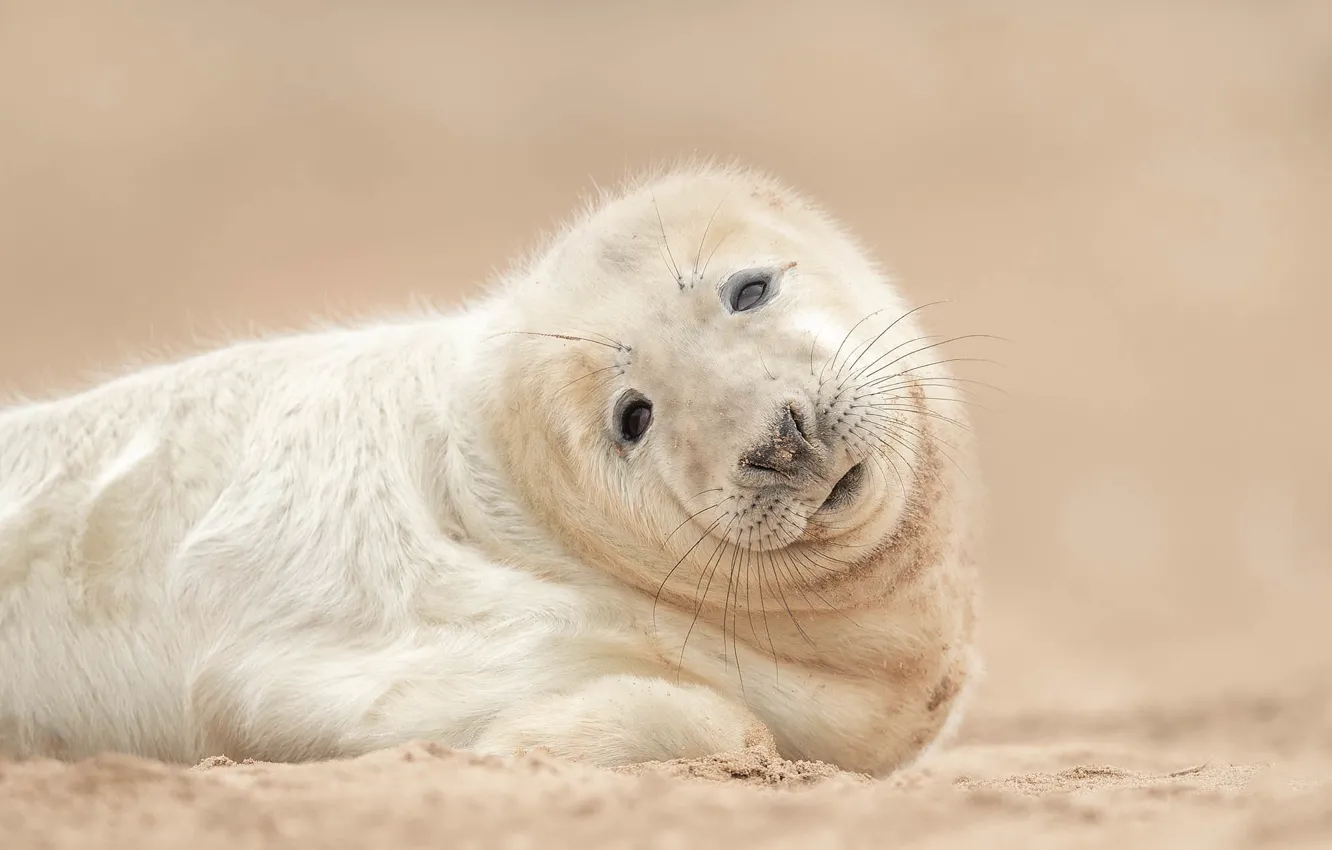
[856,416,970,486]
[652,514,725,631]
[650,191,683,287]
[763,549,816,649]
[858,374,1008,397]
[819,308,889,384]
[856,390,999,414]
[785,550,864,628]
[772,547,838,621]
[685,487,726,503]
[554,364,622,395]
[580,329,631,349]
[858,338,1007,384]
[848,334,1002,395]
[743,529,778,682]
[693,192,730,280]
[488,330,623,350]
[855,358,1004,397]
[768,518,845,572]
[848,423,927,493]
[851,407,964,455]
[852,403,974,434]
[770,502,862,541]
[678,517,738,678]
[855,378,999,401]
[722,534,748,701]
[701,227,735,279]
[832,301,949,389]
[561,370,624,405]
[757,350,775,380]
[769,549,821,637]
[663,500,726,544]
[842,428,907,494]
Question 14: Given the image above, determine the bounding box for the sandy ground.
[2,2,1331,847]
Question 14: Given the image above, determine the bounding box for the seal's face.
[609,256,915,557]
[495,166,966,605]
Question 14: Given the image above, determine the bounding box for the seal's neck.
[410,300,584,575]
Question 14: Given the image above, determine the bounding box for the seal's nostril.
[740,401,819,480]
[787,403,810,444]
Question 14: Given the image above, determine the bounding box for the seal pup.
[0,162,982,776]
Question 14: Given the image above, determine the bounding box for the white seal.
[0,162,982,776]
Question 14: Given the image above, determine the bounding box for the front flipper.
[471,674,770,767]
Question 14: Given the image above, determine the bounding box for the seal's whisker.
[832,333,887,386]
[751,547,783,684]
[554,364,622,395]
[855,419,963,502]
[650,191,684,287]
[663,500,726,544]
[819,308,889,385]
[859,351,1006,388]
[768,516,855,571]
[851,415,925,462]
[857,391,998,415]
[652,513,725,632]
[852,410,966,462]
[721,538,739,670]
[701,227,735,279]
[853,381,997,404]
[778,546,863,624]
[831,428,900,494]
[855,417,969,489]
[852,403,974,435]
[722,537,749,701]
[769,549,820,632]
[693,192,730,280]
[741,530,778,681]
[842,429,908,494]
[835,334,946,394]
[807,331,821,378]
[566,370,625,404]
[686,487,726,502]
[762,549,816,650]
[848,424,926,493]
[578,329,631,350]
[772,547,846,623]
[856,374,1007,396]
[677,517,738,679]
[832,301,949,390]
[771,502,861,540]
[488,330,623,350]
[849,333,1002,390]
[794,541,863,574]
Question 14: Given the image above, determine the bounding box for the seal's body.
[0,164,981,775]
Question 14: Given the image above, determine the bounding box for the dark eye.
[618,398,653,442]
[722,266,783,313]
[732,280,767,312]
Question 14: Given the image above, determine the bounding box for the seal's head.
[480,163,972,614]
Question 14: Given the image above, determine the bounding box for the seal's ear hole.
[721,266,784,313]
[614,391,654,443]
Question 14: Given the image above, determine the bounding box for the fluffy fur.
[0,163,982,776]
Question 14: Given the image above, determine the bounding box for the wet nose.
[739,402,819,480]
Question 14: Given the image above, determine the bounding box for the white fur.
[0,162,981,775]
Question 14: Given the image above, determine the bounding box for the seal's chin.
[814,462,865,514]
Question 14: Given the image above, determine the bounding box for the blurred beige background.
[2,0,1329,737]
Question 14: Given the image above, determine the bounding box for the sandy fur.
[0,162,980,776]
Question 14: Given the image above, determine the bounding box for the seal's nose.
[739,402,819,480]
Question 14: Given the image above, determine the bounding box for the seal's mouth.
[815,462,865,513]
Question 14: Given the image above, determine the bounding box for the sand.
[1,1,1330,847]
[3,710,1330,849]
